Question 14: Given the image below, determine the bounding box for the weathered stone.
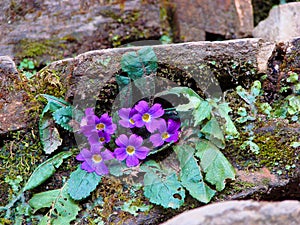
[0,56,28,134]
[253,2,300,41]
[48,38,276,105]
[0,0,166,65]
[161,200,300,225]
[172,0,253,41]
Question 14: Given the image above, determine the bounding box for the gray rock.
[0,56,27,134]
[172,0,253,41]
[0,0,165,63]
[161,200,300,225]
[253,2,300,41]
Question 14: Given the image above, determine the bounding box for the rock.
[48,38,275,105]
[172,0,253,41]
[0,0,166,65]
[253,2,300,41]
[161,200,300,225]
[0,56,28,134]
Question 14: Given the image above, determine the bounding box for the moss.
[14,39,66,66]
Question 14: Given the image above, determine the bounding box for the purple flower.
[76,145,114,176]
[88,131,111,145]
[118,108,138,128]
[150,119,180,147]
[80,110,116,137]
[114,134,150,167]
[132,101,164,133]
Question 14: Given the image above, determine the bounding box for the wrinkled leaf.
[155,87,202,112]
[193,100,212,126]
[68,166,102,200]
[216,102,239,138]
[141,161,185,209]
[121,47,157,80]
[195,140,235,191]
[53,106,73,131]
[39,115,62,154]
[29,183,80,225]
[24,151,72,191]
[116,74,130,90]
[174,145,216,203]
[40,94,69,116]
[201,117,225,149]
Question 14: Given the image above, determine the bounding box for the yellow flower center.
[99,137,105,143]
[161,132,170,140]
[142,113,150,122]
[92,154,103,163]
[129,118,135,125]
[96,123,105,130]
[126,145,135,155]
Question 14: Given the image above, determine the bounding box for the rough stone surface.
[0,0,165,64]
[47,38,275,105]
[172,0,253,41]
[0,56,28,134]
[253,2,300,41]
[161,200,300,225]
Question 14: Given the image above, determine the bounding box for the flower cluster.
[76,100,181,176]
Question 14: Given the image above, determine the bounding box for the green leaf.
[155,87,202,112]
[174,145,216,203]
[121,47,157,80]
[24,151,72,191]
[291,142,300,148]
[240,140,260,154]
[216,102,239,138]
[193,100,212,126]
[201,117,225,149]
[29,183,80,225]
[116,75,130,90]
[40,94,69,116]
[68,166,102,200]
[53,106,73,131]
[39,115,62,154]
[141,161,185,209]
[250,80,261,97]
[287,95,300,115]
[195,140,235,191]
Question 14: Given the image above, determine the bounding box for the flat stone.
[161,200,300,225]
[172,0,253,41]
[253,2,300,41]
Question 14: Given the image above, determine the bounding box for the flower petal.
[114,148,128,161]
[81,161,94,173]
[129,134,143,148]
[118,108,131,119]
[76,148,92,161]
[90,144,103,154]
[119,119,131,128]
[85,108,95,117]
[167,119,181,133]
[146,118,164,133]
[132,114,144,127]
[95,163,109,175]
[149,103,164,118]
[88,132,102,145]
[134,100,149,114]
[102,149,115,160]
[165,131,179,143]
[150,133,164,147]
[157,119,167,133]
[126,155,139,167]
[135,146,150,159]
[115,134,129,147]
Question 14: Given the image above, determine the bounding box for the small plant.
[1,47,237,224]
[18,58,37,79]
